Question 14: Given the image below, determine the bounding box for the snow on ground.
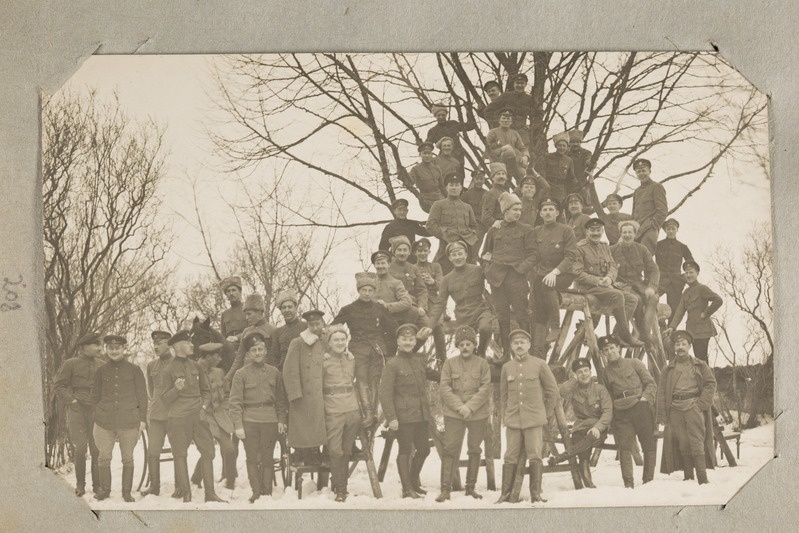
[55,420,774,510]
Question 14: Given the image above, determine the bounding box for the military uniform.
[439,354,491,466]
[426,196,479,271]
[480,185,506,230]
[611,240,661,340]
[483,91,532,144]
[668,282,723,363]
[90,357,148,500]
[409,161,444,213]
[519,175,551,227]
[226,319,279,380]
[389,260,429,311]
[229,360,287,498]
[194,363,236,488]
[566,212,591,242]
[482,219,536,354]
[604,356,657,487]
[379,218,431,253]
[569,145,594,195]
[632,178,668,254]
[657,352,717,483]
[605,212,633,245]
[220,302,247,341]
[143,345,173,496]
[282,330,328,449]
[461,185,487,242]
[534,153,578,203]
[433,154,461,182]
[427,119,477,177]
[270,318,306,371]
[656,237,694,320]
[416,258,447,361]
[486,126,529,184]
[529,221,578,329]
[53,349,103,495]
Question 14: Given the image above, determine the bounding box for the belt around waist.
[244,402,273,408]
[324,386,354,396]
[672,391,701,401]
[613,389,641,400]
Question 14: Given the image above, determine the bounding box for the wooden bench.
[717,431,742,460]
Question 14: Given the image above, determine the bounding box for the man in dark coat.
[568,129,595,212]
[141,330,176,498]
[657,330,717,484]
[225,294,278,381]
[379,198,431,254]
[656,218,695,322]
[482,73,532,146]
[89,335,148,501]
[631,158,668,255]
[603,193,633,246]
[476,79,504,129]
[461,169,488,249]
[426,104,477,178]
[271,289,307,371]
[53,332,105,497]
[282,310,328,465]
[534,132,578,204]
[219,276,247,346]
[480,162,510,230]
[409,142,445,213]
[426,174,479,272]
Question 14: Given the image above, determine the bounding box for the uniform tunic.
[198,365,234,438]
[379,351,432,424]
[632,178,668,253]
[322,352,359,415]
[146,354,173,421]
[439,355,491,420]
[271,318,307,371]
[482,221,536,287]
[91,359,148,430]
[409,161,444,212]
[558,378,612,434]
[519,175,551,227]
[415,260,444,310]
[220,302,247,338]
[426,120,476,159]
[282,330,328,448]
[668,282,723,339]
[656,237,694,313]
[574,240,618,290]
[461,186,487,231]
[226,319,279,380]
[426,197,479,247]
[374,274,413,315]
[229,362,287,428]
[530,222,578,276]
[433,154,461,180]
[483,91,532,138]
[610,240,660,292]
[500,355,559,429]
[566,212,591,242]
[568,146,594,190]
[534,152,578,202]
[486,127,529,161]
[480,185,506,230]
[428,264,493,329]
[160,357,211,418]
[389,261,429,312]
[603,358,656,411]
[331,299,399,385]
[54,354,104,407]
[379,218,431,252]
[605,212,633,245]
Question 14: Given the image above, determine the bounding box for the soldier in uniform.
[427,241,495,358]
[573,218,644,347]
[529,198,578,345]
[229,331,288,503]
[433,137,462,182]
[379,323,433,499]
[534,132,578,205]
[631,158,668,255]
[409,142,444,213]
[426,174,479,273]
[413,237,447,363]
[565,193,591,241]
[461,169,488,250]
[426,105,477,178]
[141,330,176,498]
[331,273,399,415]
[480,162,510,231]
[476,79,504,129]
[192,343,237,490]
[282,309,328,466]
[603,193,633,246]
[436,326,492,502]
[664,261,724,364]
[89,335,148,501]
[378,198,431,255]
[611,220,661,342]
[548,358,612,489]
[388,236,429,313]
[481,192,536,361]
[655,218,695,322]
[225,294,278,381]
[322,324,373,502]
[496,330,560,504]
[519,174,551,228]
[160,330,226,503]
[600,335,657,488]
[271,290,307,371]
[373,249,421,330]
[485,108,530,186]
[219,276,247,346]
[483,73,532,146]
[54,332,104,497]
[568,129,596,213]
[657,330,717,484]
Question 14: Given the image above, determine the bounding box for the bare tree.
[42,90,172,468]
[209,52,767,226]
[712,223,774,428]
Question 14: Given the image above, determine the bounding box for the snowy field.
[55,419,774,510]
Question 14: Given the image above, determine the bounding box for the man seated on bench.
[548,357,612,489]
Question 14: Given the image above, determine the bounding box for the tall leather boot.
[477,330,491,358]
[262,460,275,497]
[122,464,135,502]
[74,453,86,496]
[529,460,547,503]
[246,460,261,503]
[620,450,635,488]
[642,450,656,484]
[410,451,428,495]
[356,382,376,429]
[495,463,517,504]
[202,456,227,503]
[191,458,203,488]
[693,454,709,485]
[397,454,421,498]
[613,309,644,347]
[90,455,100,495]
[435,456,455,502]
[141,456,160,496]
[223,452,237,490]
[174,456,192,502]
[465,454,483,499]
[578,453,596,489]
[94,465,112,501]
[334,457,349,502]
[681,454,695,481]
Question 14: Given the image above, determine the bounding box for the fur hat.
[274,289,299,310]
[489,162,507,177]
[325,323,351,343]
[552,132,570,145]
[219,276,242,292]
[430,105,447,118]
[389,235,412,252]
[498,192,522,213]
[618,219,640,233]
[454,325,477,346]
[568,129,584,142]
[355,272,377,290]
[435,136,454,149]
[243,294,265,312]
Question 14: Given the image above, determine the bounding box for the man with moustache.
[271,290,307,371]
[631,158,668,255]
[225,294,278,381]
[219,276,248,347]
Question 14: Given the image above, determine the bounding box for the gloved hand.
[388,419,399,431]
[457,405,472,418]
[235,428,246,440]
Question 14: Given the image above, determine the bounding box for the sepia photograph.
[41,52,773,510]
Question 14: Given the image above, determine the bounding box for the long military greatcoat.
[282,330,328,447]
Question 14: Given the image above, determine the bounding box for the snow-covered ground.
[55,419,774,510]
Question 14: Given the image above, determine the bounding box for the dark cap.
[671,330,694,345]
[444,173,462,185]
[538,197,560,211]
[482,80,501,92]
[198,342,224,356]
[391,198,409,210]
[371,250,392,264]
[168,330,192,346]
[584,217,605,229]
[512,73,529,83]
[445,240,469,257]
[633,158,651,170]
[151,330,172,341]
[604,193,623,206]
[396,323,419,338]
[597,335,620,350]
[498,108,513,117]
[682,261,700,273]
[508,329,531,342]
[103,334,127,346]
[663,218,680,229]
[418,142,435,153]
[242,331,267,352]
[565,193,584,205]
[301,309,325,321]
[76,332,102,346]
[520,176,537,187]
[470,168,486,178]
[571,358,591,372]
[413,237,432,251]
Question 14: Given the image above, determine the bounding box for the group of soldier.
[53,72,728,505]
